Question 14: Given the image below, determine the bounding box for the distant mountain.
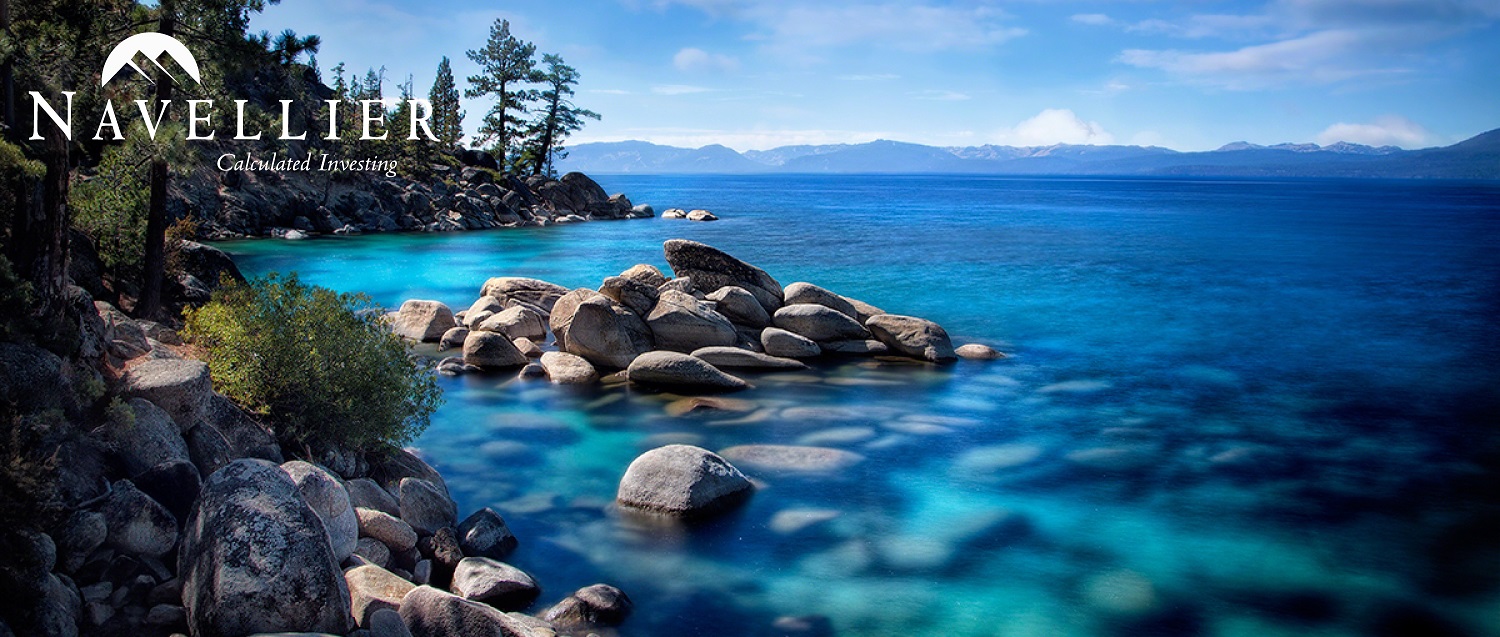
[556,129,1500,179]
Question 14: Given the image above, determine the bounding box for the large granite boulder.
[398,585,542,637]
[357,507,418,553]
[772,304,869,343]
[347,478,402,516]
[663,240,783,313]
[705,286,770,328]
[399,477,457,536]
[120,359,213,431]
[547,288,598,351]
[646,290,738,352]
[956,343,1005,360]
[133,459,203,523]
[345,564,416,628]
[619,264,668,288]
[541,584,632,632]
[538,351,598,384]
[783,282,858,319]
[100,398,191,478]
[204,394,281,462]
[281,461,359,562]
[450,558,540,610]
[462,331,528,369]
[560,296,653,369]
[456,508,518,560]
[391,300,458,342]
[690,346,807,370]
[475,306,547,343]
[103,479,178,559]
[865,314,957,363]
[616,445,753,517]
[186,421,234,478]
[478,277,570,313]
[179,459,351,637]
[598,276,660,317]
[626,351,749,392]
[761,327,821,358]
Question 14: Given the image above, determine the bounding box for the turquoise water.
[221,175,1500,637]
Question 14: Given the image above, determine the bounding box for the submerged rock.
[391,300,458,342]
[690,346,807,370]
[866,314,957,363]
[718,444,865,475]
[956,343,1005,360]
[627,351,750,391]
[616,445,753,517]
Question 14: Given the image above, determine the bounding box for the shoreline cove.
[216,151,401,178]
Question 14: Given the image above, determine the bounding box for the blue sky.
[252,0,1500,151]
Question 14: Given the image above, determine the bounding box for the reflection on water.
[224,175,1500,637]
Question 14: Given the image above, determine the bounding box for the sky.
[250,0,1500,151]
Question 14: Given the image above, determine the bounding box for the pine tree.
[524,54,600,177]
[428,56,465,149]
[464,19,539,169]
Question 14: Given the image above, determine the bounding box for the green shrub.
[183,273,442,452]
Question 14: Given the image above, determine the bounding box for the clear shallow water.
[222,175,1500,637]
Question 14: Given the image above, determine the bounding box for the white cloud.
[999,109,1115,146]
[673,47,740,73]
[1118,29,1409,89]
[651,84,715,95]
[1071,13,1113,26]
[1315,115,1433,148]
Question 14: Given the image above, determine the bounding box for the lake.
[221,174,1500,637]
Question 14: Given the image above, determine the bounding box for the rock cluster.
[392,239,1004,393]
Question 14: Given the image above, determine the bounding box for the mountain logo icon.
[100,32,201,87]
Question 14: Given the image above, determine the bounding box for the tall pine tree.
[464,19,538,170]
[428,57,465,149]
[523,54,599,177]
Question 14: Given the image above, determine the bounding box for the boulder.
[478,277,570,313]
[661,208,687,219]
[538,351,598,385]
[281,461,359,562]
[718,444,866,475]
[391,300,457,342]
[438,327,469,351]
[357,508,418,553]
[631,204,655,217]
[354,536,392,568]
[205,394,281,462]
[619,264,668,288]
[561,296,653,369]
[133,459,203,523]
[627,351,749,392]
[369,608,413,637]
[56,510,108,573]
[416,527,464,590]
[841,295,886,323]
[645,290,738,352]
[462,331,528,369]
[347,478,402,517]
[689,346,806,370]
[464,296,505,323]
[103,479,178,559]
[475,306,547,343]
[399,478,457,536]
[658,277,696,296]
[662,240,783,313]
[820,339,889,356]
[370,450,450,499]
[100,398,191,478]
[956,343,1006,360]
[518,363,547,380]
[616,444,753,517]
[398,585,540,637]
[455,508,518,560]
[686,209,718,221]
[179,459,352,637]
[0,342,79,415]
[512,337,543,359]
[450,558,540,610]
[705,286,771,328]
[783,282,858,319]
[186,422,233,479]
[865,314,957,363]
[97,301,152,359]
[120,359,213,431]
[760,327,821,358]
[35,573,81,637]
[547,288,599,351]
[345,564,416,628]
[773,304,869,343]
[598,276,660,316]
[541,584,632,631]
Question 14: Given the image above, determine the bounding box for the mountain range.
[555,129,1500,180]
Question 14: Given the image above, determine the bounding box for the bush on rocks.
[183,273,442,452]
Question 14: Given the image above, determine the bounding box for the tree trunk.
[138,0,175,319]
[8,129,71,323]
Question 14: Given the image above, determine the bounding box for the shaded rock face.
[865,314,957,363]
[598,276,660,317]
[783,282,858,319]
[690,346,807,370]
[101,398,191,478]
[626,351,750,392]
[205,394,281,463]
[561,296,654,369]
[450,557,540,610]
[646,290,738,353]
[479,277,570,313]
[475,306,546,343]
[456,508,518,561]
[186,421,234,479]
[706,286,771,328]
[133,459,203,523]
[103,479,178,559]
[761,327,821,358]
[616,444,753,517]
[399,478,457,536]
[347,478,401,516]
[398,585,538,637]
[538,351,598,384]
[542,584,633,631]
[120,359,213,431]
[391,300,458,342]
[280,461,359,562]
[462,331,528,369]
[547,288,600,351]
[0,343,80,416]
[179,459,351,637]
[773,304,870,343]
[663,239,784,313]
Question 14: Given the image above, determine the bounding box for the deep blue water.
[221,175,1500,637]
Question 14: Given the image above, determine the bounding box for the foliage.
[429,56,465,149]
[183,273,442,452]
[0,257,39,342]
[522,53,600,177]
[70,123,189,282]
[464,19,539,167]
